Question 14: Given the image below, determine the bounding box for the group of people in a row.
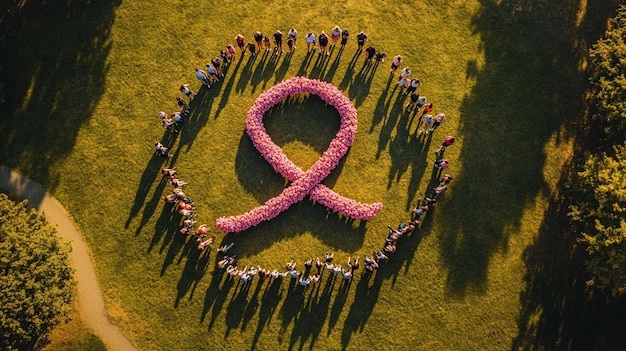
[160,167,224,252]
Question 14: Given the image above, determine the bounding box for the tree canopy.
[0,193,75,351]
[588,4,626,136]
[569,5,626,296]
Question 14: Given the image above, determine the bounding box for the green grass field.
[2,0,625,350]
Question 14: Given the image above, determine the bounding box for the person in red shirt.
[435,136,455,154]
[235,34,245,52]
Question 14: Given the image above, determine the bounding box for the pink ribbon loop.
[216,77,383,233]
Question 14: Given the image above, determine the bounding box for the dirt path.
[0,167,138,351]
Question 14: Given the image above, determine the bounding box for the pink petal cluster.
[216,76,383,233]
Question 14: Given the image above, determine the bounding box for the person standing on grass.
[407,78,420,95]
[220,50,230,67]
[305,31,316,52]
[226,45,236,62]
[391,54,402,74]
[435,136,455,154]
[397,76,410,94]
[399,66,411,80]
[287,37,294,52]
[176,97,188,112]
[206,63,219,84]
[263,35,271,51]
[253,31,263,50]
[418,114,434,135]
[331,25,342,47]
[375,51,387,64]
[439,174,453,186]
[211,56,223,77]
[288,28,298,49]
[273,30,284,54]
[411,205,429,222]
[421,102,433,118]
[406,92,420,112]
[417,95,428,108]
[340,29,349,48]
[431,113,446,132]
[318,31,330,56]
[356,31,368,50]
[246,42,257,57]
[180,83,196,101]
[194,68,210,87]
[434,159,449,170]
[235,34,245,52]
[365,45,376,62]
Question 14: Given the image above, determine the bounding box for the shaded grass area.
[513,164,626,350]
[2,0,626,350]
[438,0,624,295]
[40,301,107,351]
[0,0,120,190]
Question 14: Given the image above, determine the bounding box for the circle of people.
[152,25,456,288]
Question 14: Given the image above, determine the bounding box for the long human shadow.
[249,50,271,94]
[387,110,431,193]
[285,277,325,351]
[375,87,405,159]
[274,50,293,83]
[174,240,212,307]
[214,56,244,119]
[348,59,377,107]
[125,136,172,231]
[435,0,621,298]
[127,88,210,234]
[0,0,120,188]
[370,74,396,133]
[250,278,284,350]
[235,53,259,93]
[322,47,344,82]
[338,50,361,91]
[340,212,433,349]
[296,50,315,77]
[308,51,332,79]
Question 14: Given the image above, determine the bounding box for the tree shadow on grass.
[513,164,626,350]
[436,0,623,298]
[0,0,120,189]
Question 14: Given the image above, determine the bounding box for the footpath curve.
[0,167,138,351]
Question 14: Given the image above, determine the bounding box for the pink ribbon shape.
[216,77,383,233]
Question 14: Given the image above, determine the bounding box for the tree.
[569,146,626,296]
[0,193,75,350]
[568,5,626,297]
[588,5,626,137]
